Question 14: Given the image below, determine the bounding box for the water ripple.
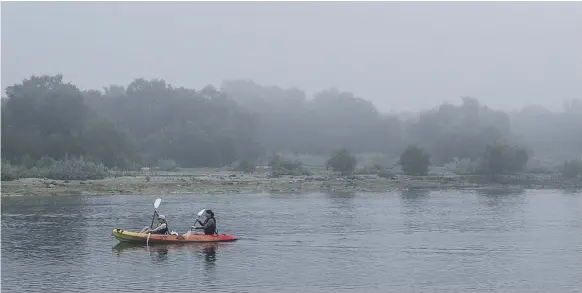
[2,190,582,292]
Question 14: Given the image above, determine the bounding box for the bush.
[268,153,310,176]
[564,158,582,178]
[326,148,357,175]
[1,160,21,181]
[480,143,528,175]
[234,160,257,173]
[157,159,179,171]
[399,145,430,176]
[1,157,109,181]
[36,156,56,168]
[44,157,109,180]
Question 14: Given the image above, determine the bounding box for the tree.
[1,74,89,161]
[220,80,404,155]
[400,145,430,176]
[234,160,257,173]
[1,75,263,170]
[481,143,529,175]
[268,153,309,176]
[564,159,582,178]
[406,97,510,165]
[326,148,357,175]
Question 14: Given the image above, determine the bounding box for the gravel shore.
[2,169,580,197]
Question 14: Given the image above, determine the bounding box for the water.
[2,190,582,292]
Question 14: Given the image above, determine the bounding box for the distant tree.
[326,148,357,175]
[400,145,430,176]
[220,80,404,156]
[268,153,309,176]
[563,158,582,178]
[481,143,528,175]
[406,97,509,165]
[1,74,89,161]
[234,160,257,174]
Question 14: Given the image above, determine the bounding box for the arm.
[195,218,213,230]
[149,223,166,233]
[194,219,208,230]
[193,218,206,230]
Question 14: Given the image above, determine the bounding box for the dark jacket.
[196,217,216,235]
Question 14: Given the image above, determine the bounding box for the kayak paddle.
[147,198,162,246]
[184,209,206,236]
[150,198,162,228]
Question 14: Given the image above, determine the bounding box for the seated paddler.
[140,215,169,235]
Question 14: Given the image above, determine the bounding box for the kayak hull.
[111,229,237,244]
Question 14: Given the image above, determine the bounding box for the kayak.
[111,228,237,244]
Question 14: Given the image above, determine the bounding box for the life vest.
[152,222,168,235]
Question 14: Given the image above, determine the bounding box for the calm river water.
[2,189,582,292]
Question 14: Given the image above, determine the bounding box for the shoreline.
[2,170,581,197]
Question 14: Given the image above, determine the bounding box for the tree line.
[1,75,581,179]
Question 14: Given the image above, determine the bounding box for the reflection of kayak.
[112,241,222,253]
[111,229,237,244]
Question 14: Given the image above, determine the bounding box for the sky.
[2,2,581,112]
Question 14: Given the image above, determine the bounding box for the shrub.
[564,158,582,178]
[326,148,357,175]
[1,160,21,181]
[399,145,430,176]
[480,143,528,175]
[44,157,109,180]
[234,160,257,173]
[1,157,109,181]
[268,153,310,176]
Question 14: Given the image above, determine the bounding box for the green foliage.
[1,75,262,170]
[1,160,20,181]
[563,158,582,178]
[400,145,430,176]
[2,74,579,177]
[221,80,405,156]
[406,97,510,165]
[480,143,529,175]
[234,160,257,173]
[1,157,108,181]
[326,148,357,175]
[268,153,310,176]
[36,156,56,168]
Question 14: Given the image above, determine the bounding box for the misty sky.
[2,2,581,112]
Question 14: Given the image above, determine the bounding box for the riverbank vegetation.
[2,75,581,182]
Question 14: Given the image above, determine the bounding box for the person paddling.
[193,210,217,235]
[140,215,169,235]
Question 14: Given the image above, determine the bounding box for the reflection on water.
[113,242,221,266]
[3,191,582,292]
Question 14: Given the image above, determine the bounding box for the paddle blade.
[154,198,162,209]
[197,209,206,216]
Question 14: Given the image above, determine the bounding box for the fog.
[2,2,581,112]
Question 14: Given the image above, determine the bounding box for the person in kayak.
[193,210,217,235]
[140,215,169,234]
